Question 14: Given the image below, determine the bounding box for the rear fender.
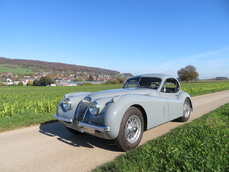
[178,91,193,111]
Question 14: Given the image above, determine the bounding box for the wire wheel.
[178,98,191,122]
[183,100,191,118]
[125,115,141,144]
[115,107,144,151]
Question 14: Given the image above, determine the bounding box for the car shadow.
[39,122,121,152]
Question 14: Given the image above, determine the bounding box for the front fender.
[103,94,159,139]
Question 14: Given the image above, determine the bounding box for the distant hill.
[0,57,120,75]
[213,77,228,80]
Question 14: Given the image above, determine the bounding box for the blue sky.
[0,0,229,79]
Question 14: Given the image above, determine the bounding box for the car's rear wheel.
[178,98,191,122]
[66,127,81,135]
[115,107,144,151]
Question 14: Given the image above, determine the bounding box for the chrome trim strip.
[53,114,73,123]
[78,121,110,132]
[82,106,89,121]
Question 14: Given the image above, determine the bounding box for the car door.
[146,96,169,129]
[159,78,183,120]
[138,77,169,129]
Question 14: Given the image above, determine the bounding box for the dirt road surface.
[1,90,229,172]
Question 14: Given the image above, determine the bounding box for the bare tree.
[88,75,94,81]
[178,65,199,83]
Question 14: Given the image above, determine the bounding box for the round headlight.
[89,101,99,116]
[63,98,71,111]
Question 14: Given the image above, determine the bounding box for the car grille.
[76,97,91,120]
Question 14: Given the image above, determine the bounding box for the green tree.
[18,82,23,86]
[178,65,199,83]
[38,76,54,86]
[33,79,39,86]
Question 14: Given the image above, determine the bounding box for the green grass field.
[0,64,34,74]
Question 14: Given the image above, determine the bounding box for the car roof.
[128,73,176,81]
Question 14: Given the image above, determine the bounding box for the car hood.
[89,88,153,101]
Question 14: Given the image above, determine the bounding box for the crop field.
[1,82,229,119]
[0,84,122,119]
[0,82,229,131]
[180,82,229,97]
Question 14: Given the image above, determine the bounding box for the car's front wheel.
[115,107,144,151]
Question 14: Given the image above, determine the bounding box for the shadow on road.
[39,122,121,152]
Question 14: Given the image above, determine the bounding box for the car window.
[161,78,180,93]
[123,77,141,88]
[137,77,161,89]
[123,77,161,89]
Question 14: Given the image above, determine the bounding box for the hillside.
[0,57,120,75]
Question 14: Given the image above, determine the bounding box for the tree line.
[0,57,120,75]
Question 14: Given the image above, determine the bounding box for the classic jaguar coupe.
[54,74,193,151]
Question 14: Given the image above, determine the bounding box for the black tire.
[66,127,81,135]
[115,107,144,151]
[178,98,191,122]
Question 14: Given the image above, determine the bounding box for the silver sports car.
[54,74,193,151]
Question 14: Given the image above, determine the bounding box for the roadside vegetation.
[0,82,229,132]
[94,103,229,171]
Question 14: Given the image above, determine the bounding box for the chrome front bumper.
[53,114,110,132]
[53,115,73,123]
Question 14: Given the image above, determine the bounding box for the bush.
[33,79,39,86]
[112,79,120,84]
[117,78,125,84]
[18,82,23,86]
[27,80,33,86]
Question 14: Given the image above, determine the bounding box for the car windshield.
[123,77,161,89]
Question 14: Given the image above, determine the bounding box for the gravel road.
[1,90,229,172]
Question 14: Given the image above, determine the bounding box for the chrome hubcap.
[183,101,190,118]
[125,115,141,144]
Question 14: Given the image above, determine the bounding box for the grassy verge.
[0,111,54,132]
[94,104,229,172]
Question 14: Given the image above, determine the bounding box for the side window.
[161,78,180,93]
